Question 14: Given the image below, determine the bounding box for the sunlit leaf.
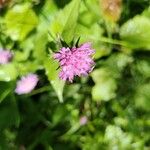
[44,57,65,102]
[50,0,81,43]
[91,68,117,101]
[14,35,35,61]
[142,7,150,18]
[105,125,132,149]
[14,61,38,76]
[0,64,17,81]
[5,4,38,41]
[120,16,150,49]
[33,31,48,62]
[134,84,150,111]
[62,0,81,42]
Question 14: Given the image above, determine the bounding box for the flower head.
[80,116,88,126]
[53,42,95,82]
[0,49,13,64]
[15,73,38,95]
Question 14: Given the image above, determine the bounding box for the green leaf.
[33,31,48,62]
[0,90,11,103]
[142,7,150,18]
[120,16,150,49]
[14,61,38,76]
[104,53,133,77]
[0,64,18,81]
[50,0,81,43]
[134,84,150,111]
[62,0,81,42]
[52,105,68,126]
[135,60,150,78]
[14,35,35,61]
[4,4,38,41]
[44,57,65,102]
[0,96,20,130]
[105,125,132,149]
[0,82,11,103]
[91,68,117,101]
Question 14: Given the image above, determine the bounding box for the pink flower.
[53,42,95,82]
[0,49,13,64]
[15,74,39,95]
[80,116,88,126]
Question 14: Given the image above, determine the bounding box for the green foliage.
[105,125,133,150]
[4,4,38,41]
[62,0,81,42]
[134,83,150,111]
[44,57,65,103]
[92,68,117,101]
[0,82,11,103]
[120,15,150,49]
[0,0,150,149]
[50,0,81,42]
[0,64,18,81]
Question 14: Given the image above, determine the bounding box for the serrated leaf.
[120,16,150,49]
[5,4,38,41]
[44,57,64,102]
[62,0,81,42]
[50,0,81,43]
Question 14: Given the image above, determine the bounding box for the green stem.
[104,21,112,49]
[27,85,51,96]
[99,37,129,47]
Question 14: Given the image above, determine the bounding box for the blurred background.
[0,0,150,149]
